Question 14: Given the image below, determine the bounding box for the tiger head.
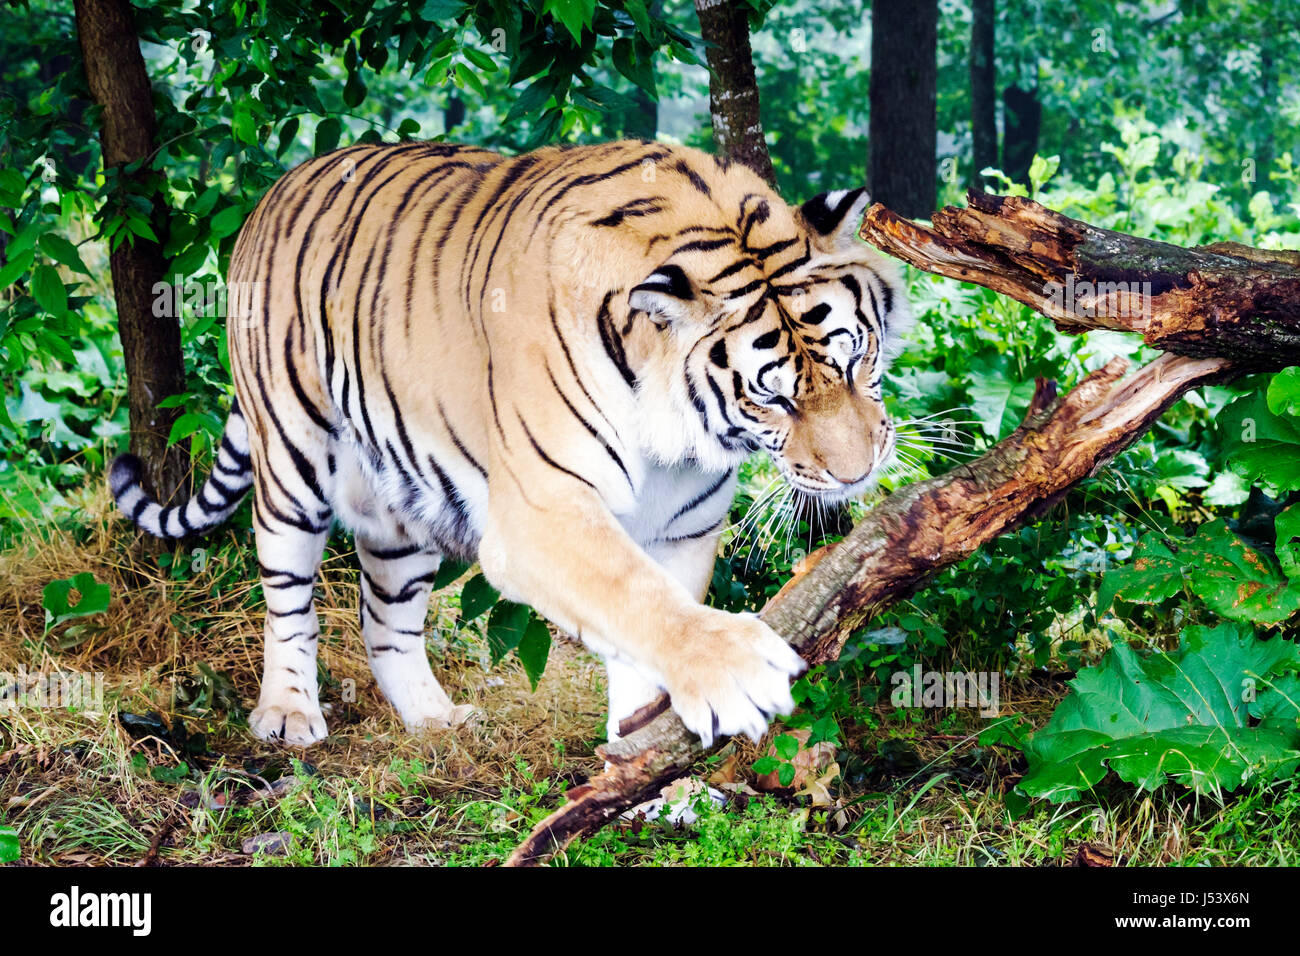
[618,181,911,502]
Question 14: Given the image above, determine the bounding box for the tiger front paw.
[660,609,805,748]
[249,698,328,747]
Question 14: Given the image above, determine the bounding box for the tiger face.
[625,187,910,503]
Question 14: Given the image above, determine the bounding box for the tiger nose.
[827,468,870,486]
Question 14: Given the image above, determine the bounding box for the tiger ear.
[797,188,871,251]
[628,263,696,323]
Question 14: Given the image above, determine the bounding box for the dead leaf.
[1069,844,1115,867]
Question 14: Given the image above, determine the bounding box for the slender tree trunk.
[868,0,938,217]
[969,0,996,189]
[1002,84,1040,187]
[1255,35,1275,202]
[75,0,189,503]
[694,0,776,186]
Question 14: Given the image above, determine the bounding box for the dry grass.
[0,490,610,864]
[4,492,1299,866]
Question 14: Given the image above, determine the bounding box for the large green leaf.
[0,825,18,864]
[1218,391,1300,492]
[486,599,530,664]
[459,573,499,621]
[1098,509,1300,625]
[1019,623,1300,802]
[42,572,111,628]
[516,618,552,691]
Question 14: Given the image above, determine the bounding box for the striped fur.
[111,140,909,747]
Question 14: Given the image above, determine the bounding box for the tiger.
[110,139,910,749]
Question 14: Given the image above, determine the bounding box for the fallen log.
[505,193,1299,867]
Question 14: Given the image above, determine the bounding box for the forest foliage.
[1,0,1299,818]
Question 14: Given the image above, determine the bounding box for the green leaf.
[777,761,797,787]
[1277,504,1300,582]
[967,358,1037,438]
[249,39,276,75]
[1018,623,1300,802]
[612,38,656,96]
[1099,520,1300,624]
[1203,470,1251,507]
[504,76,556,125]
[773,733,800,761]
[0,248,34,291]
[192,185,221,218]
[0,168,27,206]
[208,205,245,241]
[315,117,343,155]
[452,61,485,97]
[31,263,67,317]
[516,617,552,690]
[544,0,596,42]
[432,558,470,590]
[486,600,529,665]
[39,233,89,274]
[276,117,300,159]
[167,412,203,446]
[624,0,654,39]
[1027,153,1060,192]
[1267,368,1300,419]
[0,826,18,864]
[751,755,779,775]
[1218,391,1300,492]
[43,572,111,628]
[462,47,498,73]
[459,573,499,621]
[343,69,368,108]
[232,99,259,144]
[421,0,468,21]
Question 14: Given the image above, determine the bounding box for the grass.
[2,491,1300,866]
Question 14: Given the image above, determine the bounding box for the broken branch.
[506,193,1299,867]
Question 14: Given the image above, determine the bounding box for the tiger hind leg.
[357,536,475,731]
[248,516,331,746]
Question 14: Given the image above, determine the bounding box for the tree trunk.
[969,0,996,189]
[75,0,189,503]
[694,0,776,186]
[868,0,938,217]
[504,193,1300,866]
[1001,83,1040,187]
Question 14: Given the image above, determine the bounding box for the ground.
[2,491,1299,867]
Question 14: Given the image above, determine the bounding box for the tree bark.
[868,0,938,217]
[505,193,1300,866]
[75,0,189,503]
[969,0,996,189]
[694,0,776,186]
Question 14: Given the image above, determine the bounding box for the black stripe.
[668,471,731,525]
[675,159,712,197]
[544,361,633,489]
[708,259,753,283]
[597,292,636,388]
[439,403,488,478]
[363,543,423,560]
[516,414,598,491]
